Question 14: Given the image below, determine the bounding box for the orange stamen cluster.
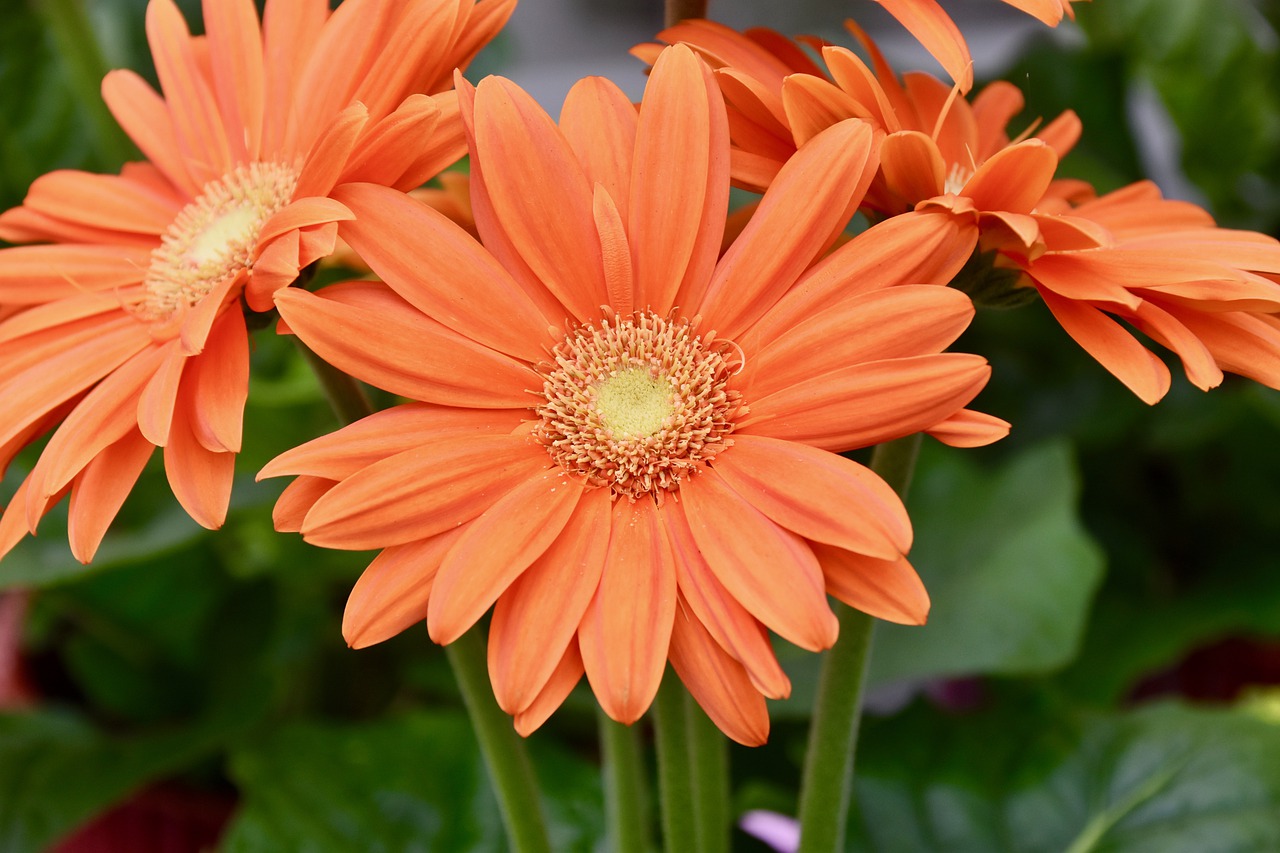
[535,313,743,500]
[141,161,298,321]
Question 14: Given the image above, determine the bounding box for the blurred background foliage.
[1,0,1279,850]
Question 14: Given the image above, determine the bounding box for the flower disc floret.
[535,313,743,500]
[141,161,298,320]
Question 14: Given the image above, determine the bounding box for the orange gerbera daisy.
[988,181,1280,403]
[0,0,514,562]
[259,45,1007,745]
[874,0,1086,92]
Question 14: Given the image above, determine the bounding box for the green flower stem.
[654,675,697,852]
[298,351,550,853]
[687,701,730,853]
[35,0,137,166]
[665,0,708,26]
[796,432,923,853]
[599,711,650,853]
[446,631,553,853]
[294,340,374,425]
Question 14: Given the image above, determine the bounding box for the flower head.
[261,45,1007,744]
[0,0,515,562]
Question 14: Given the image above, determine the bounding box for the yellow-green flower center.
[536,313,744,500]
[141,161,298,321]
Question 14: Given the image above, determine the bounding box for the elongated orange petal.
[715,435,911,559]
[663,501,790,699]
[332,183,554,362]
[813,544,931,625]
[1038,289,1170,404]
[579,499,677,725]
[630,44,727,316]
[185,309,248,453]
[701,119,877,337]
[925,409,1011,447]
[137,340,187,447]
[260,0,327,155]
[101,69,200,196]
[164,389,234,529]
[781,74,869,148]
[337,94,440,187]
[748,285,974,396]
[874,0,974,92]
[260,404,526,481]
[343,527,465,649]
[1171,309,1280,390]
[470,75,606,321]
[23,170,176,235]
[560,77,637,220]
[681,471,836,651]
[740,354,992,452]
[1131,300,1223,391]
[204,0,265,162]
[0,245,152,304]
[300,433,550,550]
[822,45,901,132]
[293,102,369,199]
[669,609,770,746]
[274,283,537,409]
[147,0,232,186]
[514,641,585,737]
[963,139,1058,214]
[593,186,634,318]
[272,475,336,533]
[880,130,946,207]
[67,429,155,564]
[488,487,611,714]
[428,471,585,645]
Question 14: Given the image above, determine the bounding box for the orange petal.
[293,102,369,199]
[428,471,585,645]
[260,0,327,155]
[0,245,152,304]
[701,119,878,337]
[185,309,249,453]
[629,45,728,316]
[822,45,901,132]
[663,501,791,699]
[203,0,265,161]
[560,76,637,220]
[813,544,931,625]
[488,487,611,714]
[67,429,155,564]
[1038,289,1170,404]
[880,130,946,207]
[274,283,537,409]
[714,434,911,559]
[963,139,1058,214]
[272,475,336,533]
[781,74,868,148]
[514,641,585,737]
[1131,300,1223,391]
[669,608,770,746]
[332,183,553,362]
[579,499,677,725]
[925,409,1011,447]
[1170,309,1280,390]
[336,94,442,188]
[594,186,634,319]
[342,527,465,649]
[681,470,836,651]
[164,389,235,529]
[300,433,550,550]
[137,340,187,447]
[101,69,200,196]
[740,354,992,452]
[471,75,606,321]
[22,170,177,235]
[873,0,974,92]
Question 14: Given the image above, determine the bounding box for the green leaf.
[221,712,605,852]
[869,439,1106,684]
[0,710,214,852]
[848,702,1280,852]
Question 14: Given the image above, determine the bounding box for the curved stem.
[796,433,923,853]
[653,675,696,852]
[599,711,649,853]
[446,631,553,853]
[688,702,729,853]
[664,0,708,27]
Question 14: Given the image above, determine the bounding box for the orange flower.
[874,0,1084,92]
[988,182,1280,403]
[260,46,1007,745]
[0,0,514,562]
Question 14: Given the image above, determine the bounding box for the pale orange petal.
[101,69,200,196]
[272,475,336,533]
[137,340,187,447]
[560,77,638,219]
[1172,309,1280,390]
[164,388,235,529]
[962,139,1058,214]
[0,245,151,304]
[67,429,155,564]
[681,470,836,651]
[1131,301,1223,391]
[880,130,946,207]
[925,409,1011,447]
[336,94,442,188]
[342,528,465,649]
[873,0,974,91]
[593,186,634,317]
[813,544,931,625]
[185,309,249,453]
[292,102,369,199]
[22,170,177,235]
[300,434,550,550]
[514,641,585,737]
[669,608,770,746]
[579,499,677,725]
[204,0,265,161]
[488,487,611,714]
[260,0,327,155]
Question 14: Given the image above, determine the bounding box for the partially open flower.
[261,46,1007,745]
[0,0,515,562]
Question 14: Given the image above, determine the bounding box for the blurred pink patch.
[740,809,800,852]
[0,591,35,707]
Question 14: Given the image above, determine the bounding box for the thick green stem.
[796,433,923,853]
[653,675,696,852]
[295,340,374,425]
[34,0,136,165]
[446,632,553,853]
[687,702,729,853]
[599,712,649,853]
[664,0,708,27]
